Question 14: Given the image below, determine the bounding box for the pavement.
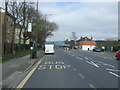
[1,50,44,88]
[15,49,120,88]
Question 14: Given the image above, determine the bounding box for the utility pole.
[4,0,8,55]
[23,0,26,50]
[35,0,38,58]
[11,2,16,54]
[44,14,47,46]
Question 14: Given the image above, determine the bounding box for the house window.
[16,36,19,39]
[10,29,13,35]
[7,16,14,24]
[7,16,11,22]
[7,28,10,34]
[6,40,12,44]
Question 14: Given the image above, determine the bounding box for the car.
[93,47,101,52]
[115,50,120,60]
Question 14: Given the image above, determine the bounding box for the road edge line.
[16,56,44,88]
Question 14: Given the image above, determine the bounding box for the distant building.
[81,41,96,50]
[76,36,96,50]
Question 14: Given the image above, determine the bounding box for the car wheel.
[115,56,119,60]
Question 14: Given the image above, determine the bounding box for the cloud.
[38,2,118,41]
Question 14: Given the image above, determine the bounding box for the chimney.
[80,37,83,40]
[91,36,93,41]
[85,37,87,41]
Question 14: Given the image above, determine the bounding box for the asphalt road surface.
[17,49,120,88]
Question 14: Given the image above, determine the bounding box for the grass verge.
[0,58,2,63]
[2,50,30,63]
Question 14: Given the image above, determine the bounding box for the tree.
[7,1,58,52]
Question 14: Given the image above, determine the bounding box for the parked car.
[115,50,120,60]
[93,47,101,52]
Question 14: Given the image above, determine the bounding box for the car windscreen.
[117,50,120,53]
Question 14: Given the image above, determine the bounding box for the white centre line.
[86,61,99,68]
[90,58,93,60]
[85,57,89,60]
[89,84,96,90]
[104,64,115,68]
[109,72,120,78]
[78,73,85,79]
[106,68,120,72]
[71,54,74,56]
[76,57,83,60]
[73,68,77,71]
[91,61,99,68]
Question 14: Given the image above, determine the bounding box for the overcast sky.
[37,2,118,41]
[0,1,118,41]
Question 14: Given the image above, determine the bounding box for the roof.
[77,37,92,42]
[82,41,96,46]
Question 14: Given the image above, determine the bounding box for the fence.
[4,43,30,55]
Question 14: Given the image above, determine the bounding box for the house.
[76,36,96,50]
[81,41,96,50]
[14,25,24,44]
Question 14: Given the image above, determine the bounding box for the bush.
[113,45,120,52]
[101,48,105,52]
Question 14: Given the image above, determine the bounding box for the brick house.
[0,7,15,54]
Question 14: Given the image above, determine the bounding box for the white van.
[45,44,54,54]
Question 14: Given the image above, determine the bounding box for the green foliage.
[0,59,2,63]
[2,50,30,63]
[113,45,120,52]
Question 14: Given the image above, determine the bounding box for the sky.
[38,2,118,41]
[0,1,119,41]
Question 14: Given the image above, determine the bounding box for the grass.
[2,50,31,63]
[0,58,2,63]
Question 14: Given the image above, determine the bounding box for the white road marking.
[71,54,74,56]
[73,68,77,71]
[104,64,115,68]
[76,57,83,60]
[97,61,115,68]
[85,57,89,60]
[90,58,93,60]
[89,84,96,90]
[109,71,120,78]
[78,73,85,79]
[106,68,120,72]
[91,61,99,68]
[86,61,99,68]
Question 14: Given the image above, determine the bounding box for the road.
[17,49,120,88]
